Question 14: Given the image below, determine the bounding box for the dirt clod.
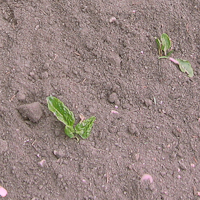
[144,99,153,107]
[17,102,43,123]
[0,139,8,154]
[17,91,26,102]
[128,124,140,136]
[108,92,120,105]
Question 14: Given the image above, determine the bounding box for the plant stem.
[169,57,179,65]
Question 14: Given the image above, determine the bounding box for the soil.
[0,0,200,200]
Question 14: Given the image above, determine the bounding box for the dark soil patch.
[1,0,200,199]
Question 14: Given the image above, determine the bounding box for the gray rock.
[18,102,43,123]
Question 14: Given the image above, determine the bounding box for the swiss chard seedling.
[46,96,96,139]
[155,33,173,57]
[155,33,194,77]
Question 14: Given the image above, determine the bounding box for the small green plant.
[155,33,194,77]
[47,96,96,139]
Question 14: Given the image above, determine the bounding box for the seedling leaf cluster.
[155,33,194,77]
[47,96,95,139]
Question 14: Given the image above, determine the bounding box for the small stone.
[170,152,176,159]
[141,174,153,183]
[0,139,8,154]
[160,171,166,177]
[128,124,140,136]
[172,127,181,137]
[43,63,50,70]
[35,25,39,30]
[144,99,153,107]
[18,102,43,123]
[88,106,96,114]
[108,125,118,134]
[179,160,187,170]
[38,185,43,190]
[109,16,116,23]
[135,153,140,161]
[38,159,47,167]
[41,71,48,79]
[54,128,61,137]
[17,91,26,102]
[53,149,66,158]
[107,52,121,68]
[108,93,119,105]
[58,174,63,179]
[30,72,35,77]
[0,186,7,197]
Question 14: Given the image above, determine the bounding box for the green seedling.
[155,33,173,57]
[47,96,96,139]
[155,33,194,77]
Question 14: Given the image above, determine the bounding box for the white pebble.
[0,186,7,197]
[109,17,116,23]
[141,174,153,183]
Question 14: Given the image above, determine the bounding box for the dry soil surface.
[1,0,200,199]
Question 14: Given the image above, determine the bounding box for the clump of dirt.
[1,0,200,199]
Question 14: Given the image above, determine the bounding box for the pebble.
[128,124,140,136]
[144,99,153,107]
[108,125,118,134]
[38,159,47,167]
[88,106,96,114]
[172,127,181,137]
[0,186,7,197]
[18,102,43,123]
[108,92,120,105]
[58,174,63,179]
[109,16,116,23]
[53,149,66,158]
[178,160,187,170]
[108,52,121,68]
[17,91,26,102]
[54,128,61,137]
[29,71,35,77]
[38,185,43,190]
[141,174,153,183]
[0,139,8,154]
[41,71,48,79]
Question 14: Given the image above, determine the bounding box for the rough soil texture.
[1,0,200,200]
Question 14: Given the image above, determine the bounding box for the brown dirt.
[1,0,200,199]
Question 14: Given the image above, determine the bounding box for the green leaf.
[166,50,174,57]
[161,33,171,55]
[46,96,75,126]
[64,126,75,138]
[155,38,162,55]
[176,59,194,77]
[159,56,169,59]
[75,116,96,139]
